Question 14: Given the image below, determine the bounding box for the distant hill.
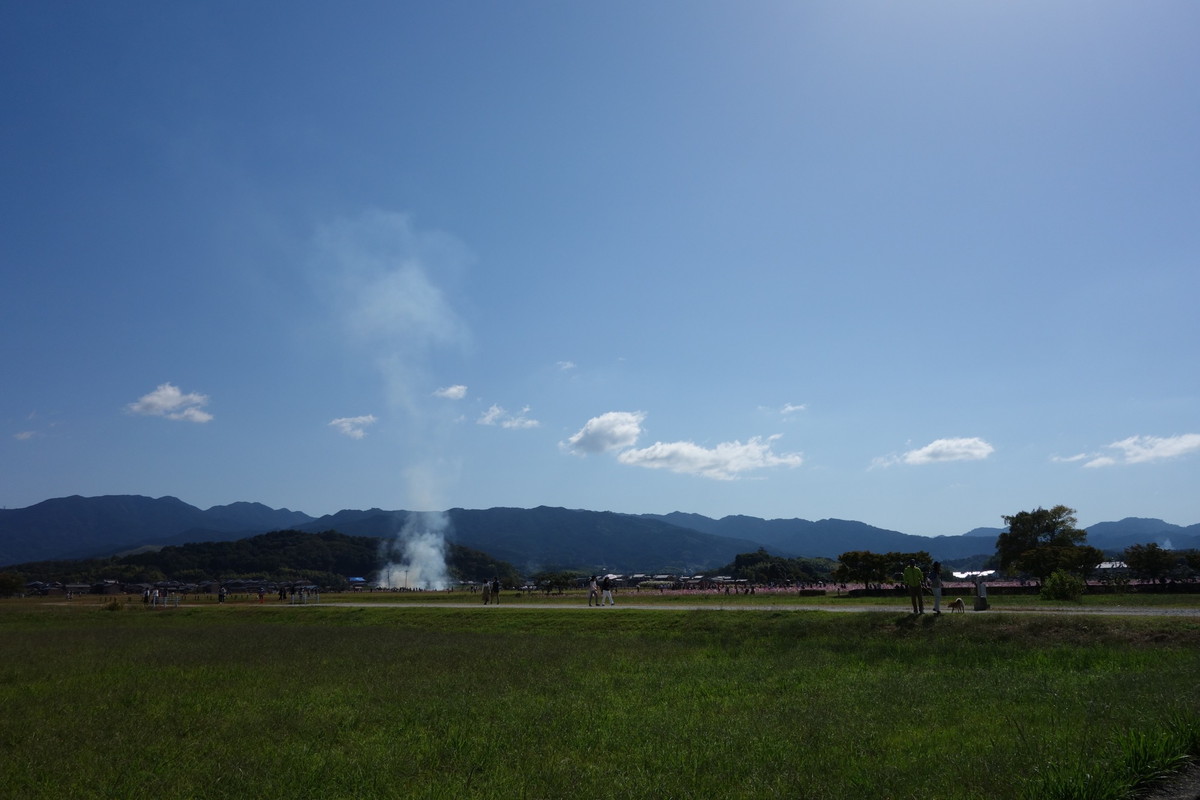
[291,506,763,572]
[1084,518,1200,552]
[2,495,1197,571]
[445,506,765,573]
[642,513,1000,561]
[296,508,410,538]
[0,495,314,565]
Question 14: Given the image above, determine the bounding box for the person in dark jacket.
[600,575,614,607]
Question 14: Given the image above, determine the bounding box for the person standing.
[902,560,924,615]
[491,578,500,605]
[588,576,600,607]
[929,561,943,615]
[601,575,614,607]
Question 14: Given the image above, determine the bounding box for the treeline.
[830,504,1200,597]
[524,549,839,594]
[832,550,934,588]
[1,529,522,589]
[1120,543,1200,583]
[716,548,837,584]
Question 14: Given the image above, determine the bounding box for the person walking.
[601,575,614,607]
[902,560,924,615]
[929,561,943,615]
[588,576,600,607]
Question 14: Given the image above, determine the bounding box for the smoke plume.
[315,211,471,590]
[377,511,452,590]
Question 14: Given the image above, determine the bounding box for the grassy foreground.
[2,598,1199,800]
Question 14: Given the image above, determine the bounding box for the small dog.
[948,597,966,614]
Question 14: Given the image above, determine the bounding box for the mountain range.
[2,495,1198,573]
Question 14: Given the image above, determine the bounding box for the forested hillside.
[7,530,522,588]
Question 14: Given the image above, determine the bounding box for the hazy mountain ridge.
[285,506,763,573]
[1,495,1197,570]
[642,513,997,561]
[0,495,315,565]
[444,506,766,573]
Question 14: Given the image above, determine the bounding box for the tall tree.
[996,505,1098,581]
[1123,543,1179,584]
[835,551,892,588]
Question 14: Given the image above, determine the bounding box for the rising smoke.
[377,511,453,590]
[316,211,472,591]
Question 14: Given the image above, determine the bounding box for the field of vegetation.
[3,594,1199,800]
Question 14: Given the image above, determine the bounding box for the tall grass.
[1,599,1197,799]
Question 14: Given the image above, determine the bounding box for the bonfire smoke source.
[378,511,452,589]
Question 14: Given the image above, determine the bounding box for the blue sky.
[3,2,1198,536]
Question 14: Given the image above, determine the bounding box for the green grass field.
[2,595,1198,799]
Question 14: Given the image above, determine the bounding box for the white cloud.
[477,404,540,430]
[1083,456,1118,469]
[1081,433,1200,467]
[14,431,36,441]
[1109,434,1200,464]
[478,405,504,426]
[127,383,213,423]
[877,437,994,467]
[329,415,377,439]
[433,384,467,400]
[781,403,807,415]
[563,411,800,480]
[503,407,540,429]
[563,411,646,454]
[618,435,802,480]
[556,361,576,371]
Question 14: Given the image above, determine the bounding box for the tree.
[1123,543,1179,584]
[996,505,1094,581]
[834,550,932,588]
[721,549,834,585]
[529,570,584,594]
[1019,543,1105,582]
[835,551,891,588]
[885,552,933,578]
[0,572,23,597]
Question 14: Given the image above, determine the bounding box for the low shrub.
[1042,569,1086,602]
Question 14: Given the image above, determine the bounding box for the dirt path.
[317,600,1200,616]
[1142,763,1200,800]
